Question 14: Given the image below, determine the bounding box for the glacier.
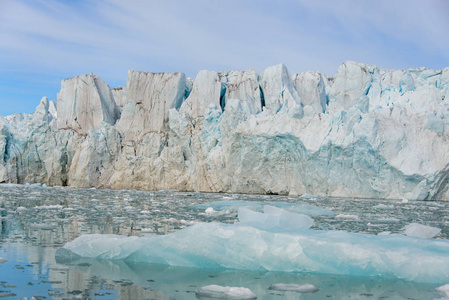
[1,61,449,199]
[56,206,449,284]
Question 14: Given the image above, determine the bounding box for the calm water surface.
[0,184,448,299]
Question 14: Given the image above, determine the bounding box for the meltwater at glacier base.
[57,205,449,284]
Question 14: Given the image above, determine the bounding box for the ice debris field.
[57,204,449,284]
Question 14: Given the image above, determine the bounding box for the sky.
[0,0,448,116]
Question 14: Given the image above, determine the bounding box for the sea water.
[0,184,448,299]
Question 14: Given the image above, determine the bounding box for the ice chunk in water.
[196,285,257,299]
[59,234,140,260]
[58,207,449,283]
[335,214,359,220]
[404,223,441,239]
[35,205,63,210]
[191,200,334,216]
[269,283,319,293]
[436,284,449,298]
[0,257,7,263]
[205,207,215,214]
[204,207,230,217]
[238,205,314,230]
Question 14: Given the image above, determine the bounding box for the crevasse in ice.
[57,206,449,284]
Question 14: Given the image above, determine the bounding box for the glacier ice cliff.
[1,61,449,200]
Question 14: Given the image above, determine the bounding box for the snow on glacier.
[57,206,449,284]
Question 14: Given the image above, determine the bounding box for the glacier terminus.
[1,61,449,200]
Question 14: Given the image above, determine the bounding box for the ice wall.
[57,73,120,135]
[1,61,449,199]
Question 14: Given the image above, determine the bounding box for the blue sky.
[1,0,448,116]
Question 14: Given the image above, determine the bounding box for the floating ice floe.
[205,207,215,214]
[436,284,449,298]
[373,204,395,209]
[191,200,334,216]
[0,257,7,263]
[335,214,359,220]
[34,205,63,210]
[403,223,441,239]
[195,285,257,299]
[269,283,318,293]
[166,218,179,224]
[204,207,231,217]
[238,206,313,230]
[57,206,449,283]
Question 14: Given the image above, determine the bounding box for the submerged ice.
[57,206,449,284]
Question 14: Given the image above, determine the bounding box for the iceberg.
[57,207,449,284]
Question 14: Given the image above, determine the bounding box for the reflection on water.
[0,184,447,299]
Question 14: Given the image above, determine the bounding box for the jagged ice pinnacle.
[1,61,449,200]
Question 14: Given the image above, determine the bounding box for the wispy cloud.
[0,0,448,115]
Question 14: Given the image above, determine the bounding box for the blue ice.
[57,206,449,284]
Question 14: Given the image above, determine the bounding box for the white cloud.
[0,0,448,115]
[294,0,449,56]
